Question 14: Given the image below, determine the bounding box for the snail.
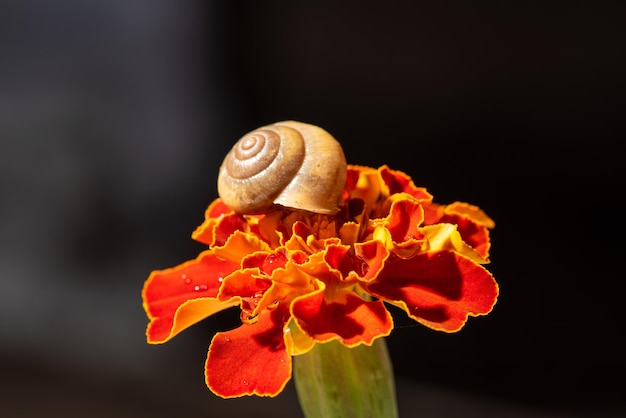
[217,120,347,215]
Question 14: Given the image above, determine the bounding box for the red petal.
[422,202,493,259]
[192,199,237,245]
[384,198,426,257]
[206,305,291,398]
[385,198,424,243]
[379,166,433,202]
[292,283,393,346]
[439,213,492,259]
[218,269,271,306]
[207,199,234,218]
[142,251,240,343]
[346,165,383,209]
[346,166,362,190]
[324,243,352,274]
[365,250,498,332]
[354,239,390,281]
[212,213,248,247]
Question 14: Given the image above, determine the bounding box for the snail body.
[217,121,347,215]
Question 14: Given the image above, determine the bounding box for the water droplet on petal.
[241,312,259,325]
[242,380,248,386]
[181,274,192,284]
[224,336,231,342]
[217,276,223,283]
[262,251,287,273]
[194,284,208,292]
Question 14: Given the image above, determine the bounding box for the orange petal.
[339,221,361,246]
[445,201,495,229]
[256,253,322,312]
[283,318,316,356]
[285,221,314,253]
[254,210,287,247]
[365,250,498,332]
[142,250,240,343]
[212,230,272,263]
[291,280,393,346]
[384,197,424,241]
[217,269,271,312]
[206,305,292,398]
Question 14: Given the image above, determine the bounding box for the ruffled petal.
[255,254,321,313]
[438,212,492,259]
[379,165,433,202]
[365,250,498,332]
[212,230,272,263]
[384,196,424,242]
[144,163,498,399]
[217,269,271,313]
[291,280,393,346]
[354,239,390,281]
[192,199,236,245]
[283,318,316,356]
[206,305,292,398]
[383,196,426,258]
[346,165,383,210]
[421,223,487,264]
[142,250,240,343]
[254,210,287,247]
[422,202,493,259]
[445,201,495,228]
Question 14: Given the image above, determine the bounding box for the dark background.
[1,1,624,417]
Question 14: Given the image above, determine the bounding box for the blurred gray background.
[1,1,624,417]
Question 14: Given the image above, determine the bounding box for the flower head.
[142,165,498,398]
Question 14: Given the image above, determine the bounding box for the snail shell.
[217,120,347,215]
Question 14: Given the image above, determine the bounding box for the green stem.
[293,338,398,418]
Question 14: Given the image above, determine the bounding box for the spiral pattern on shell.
[217,121,347,214]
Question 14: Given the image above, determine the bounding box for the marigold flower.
[142,164,498,398]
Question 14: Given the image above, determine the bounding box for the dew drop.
[224,336,231,342]
[265,254,278,265]
[242,379,248,386]
[194,284,208,292]
[181,274,192,284]
[262,251,287,273]
[241,312,259,325]
[217,276,223,283]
